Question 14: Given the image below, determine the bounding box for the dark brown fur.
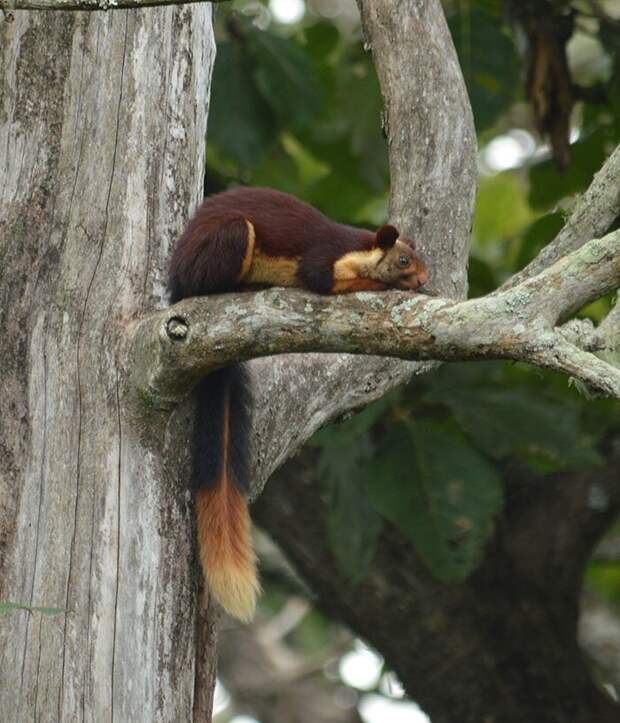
[169,187,428,621]
[169,187,427,300]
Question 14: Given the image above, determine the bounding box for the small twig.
[526,336,620,398]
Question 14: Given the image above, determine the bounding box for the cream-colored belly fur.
[333,247,383,279]
[243,249,301,287]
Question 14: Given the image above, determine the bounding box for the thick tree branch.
[129,230,620,409]
[118,0,477,499]
[0,6,217,718]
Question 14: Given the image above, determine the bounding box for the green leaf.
[306,160,375,221]
[335,59,389,190]
[424,385,603,472]
[586,563,620,612]
[280,133,330,186]
[528,129,608,210]
[32,606,66,616]
[468,255,499,298]
[247,144,306,197]
[310,392,398,449]
[209,40,278,169]
[299,21,341,64]
[368,421,503,583]
[473,173,535,253]
[311,397,398,582]
[248,28,323,132]
[448,8,519,131]
[319,442,383,583]
[515,212,565,271]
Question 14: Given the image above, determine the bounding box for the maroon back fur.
[169,213,249,300]
[169,187,384,298]
[202,187,376,257]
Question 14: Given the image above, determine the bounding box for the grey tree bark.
[0,7,216,720]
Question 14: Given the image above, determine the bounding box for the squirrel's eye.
[398,254,409,268]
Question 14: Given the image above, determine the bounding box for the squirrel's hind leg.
[169,213,255,299]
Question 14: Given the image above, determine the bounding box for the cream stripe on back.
[237,220,256,281]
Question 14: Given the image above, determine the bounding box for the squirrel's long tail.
[193,365,259,622]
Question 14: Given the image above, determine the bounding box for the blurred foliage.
[586,562,620,611]
[206,1,620,595]
[208,7,389,223]
[309,361,616,583]
[448,6,520,132]
[586,517,620,611]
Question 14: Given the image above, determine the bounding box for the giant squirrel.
[168,186,428,622]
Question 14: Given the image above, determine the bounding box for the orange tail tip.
[195,484,260,623]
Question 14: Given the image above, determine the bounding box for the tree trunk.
[0,7,216,720]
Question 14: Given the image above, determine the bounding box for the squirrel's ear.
[376,224,399,249]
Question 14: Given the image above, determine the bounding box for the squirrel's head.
[372,225,428,290]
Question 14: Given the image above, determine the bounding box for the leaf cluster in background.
[366,420,503,583]
[448,5,520,133]
[310,396,391,583]
[208,8,389,225]
[310,362,616,584]
[444,1,620,300]
[209,1,620,291]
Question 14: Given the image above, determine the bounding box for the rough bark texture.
[356,0,477,298]
[0,1,478,718]
[0,7,216,720]
[2,0,617,720]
